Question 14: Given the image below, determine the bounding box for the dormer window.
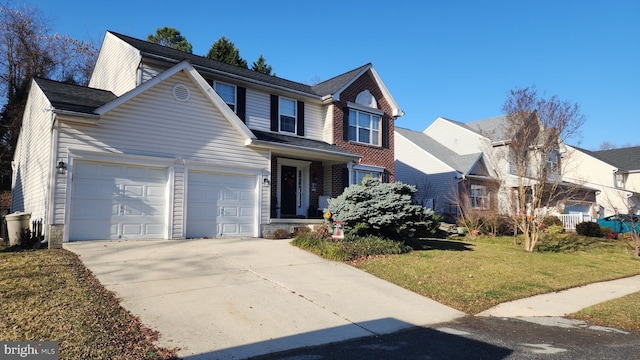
[214,81,236,111]
[279,97,297,133]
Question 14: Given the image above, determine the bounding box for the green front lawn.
[350,235,640,316]
[0,247,177,359]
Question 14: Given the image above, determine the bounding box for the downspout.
[45,111,59,246]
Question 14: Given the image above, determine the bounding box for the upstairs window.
[214,82,236,111]
[615,173,625,189]
[348,109,380,146]
[279,97,297,133]
[546,150,559,174]
[470,184,489,209]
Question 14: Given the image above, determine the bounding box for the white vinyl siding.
[244,89,325,141]
[88,32,142,95]
[55,71,270,238]
[11,84,53,222]
[394,131,458,214]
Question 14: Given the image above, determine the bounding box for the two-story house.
[564,145,640,217]
[396,115,596,226]
[10,31,402,247]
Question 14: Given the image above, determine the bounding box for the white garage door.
[69,161,167,241]
[187,171,257,238]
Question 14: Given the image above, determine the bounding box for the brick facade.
[331,70,396,194]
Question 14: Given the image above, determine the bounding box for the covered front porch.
[247,130,360,237]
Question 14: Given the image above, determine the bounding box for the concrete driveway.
[64,238,465,359]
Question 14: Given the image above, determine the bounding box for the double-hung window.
[470,184,489,209]
[214,82,236,111]
[279,97,297,133]
[348,108,380,146]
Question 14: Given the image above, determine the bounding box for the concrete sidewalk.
[477,274,640,318]
[65,238,465,359]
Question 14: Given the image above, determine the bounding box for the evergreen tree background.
[252,54,274,75]
[206,36,248,68]
[147,26,193,53]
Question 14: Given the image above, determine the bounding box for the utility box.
[5,212,31,246]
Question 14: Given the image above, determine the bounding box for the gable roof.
[108,31,403,116]
[465,115,511,142]
[396,127,483,175]
[96,60,255,141]
[35,78,116,114]
[577,146,640,172]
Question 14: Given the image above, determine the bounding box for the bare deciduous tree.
[500,86,586,252]
[0,1,97,181]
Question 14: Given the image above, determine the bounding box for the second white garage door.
[186,171,257,238]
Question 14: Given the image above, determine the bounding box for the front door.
[280,165,297,217]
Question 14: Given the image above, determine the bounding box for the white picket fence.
[556,213,593,230]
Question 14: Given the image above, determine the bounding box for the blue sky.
[29,0,639,150]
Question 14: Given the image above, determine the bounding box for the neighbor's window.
[470,184,489,209]
[615,173,625,189]
[214,82,236,111]
[546,150,559,173]
[349,109,380,145]
[279,97,297,133]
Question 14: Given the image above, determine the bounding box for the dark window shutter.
[270,95,278,131]
[343,107,350,141]
[382,171,389,183]
[342,167,350,190]
[237,86,246,123]
[296,101,305,136]
[381,115,389,148]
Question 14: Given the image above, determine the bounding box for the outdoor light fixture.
[56,160,67,175]
[263,177,270,187]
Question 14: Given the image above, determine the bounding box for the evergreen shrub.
[327,178,438,241]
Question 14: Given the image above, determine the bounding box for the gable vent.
[172,83,190,102]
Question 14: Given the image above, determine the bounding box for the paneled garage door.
[69,161,168,241]
[187,171,257,238]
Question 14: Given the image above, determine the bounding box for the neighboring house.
[395,127,495,222]
[11,31,402,246]
[564,145,640,217]
[396,115,596,225]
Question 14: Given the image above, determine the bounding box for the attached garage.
[186,171,258,238]
[69,161,168,241]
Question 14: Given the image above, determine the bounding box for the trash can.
[5,212,31,246]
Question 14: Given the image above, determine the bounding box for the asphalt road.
[250,316,640,360]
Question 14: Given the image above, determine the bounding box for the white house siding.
[394,132,457,214]
[303,102,324,141]
[88,33,141,96]
[563,146,629,217]
[11,84,53,223]
[322,104,333,144]
[423,118,487,155]
[54,70,270,238]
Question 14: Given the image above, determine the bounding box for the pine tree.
[206,36,248,68]
[251,54,273,75]
[147,27,193,53]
